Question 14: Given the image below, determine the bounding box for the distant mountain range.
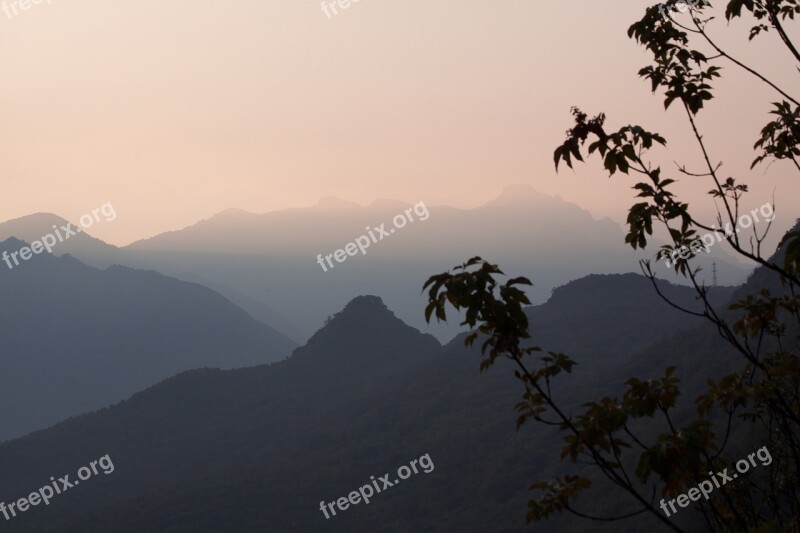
[0,213,129,268]
[0,237,297,442]
[0,185,754,344]
[0,271,742,532]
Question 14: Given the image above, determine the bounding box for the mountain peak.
[341,294,389,314]
[0,236,66,272]
[318,295,397,333]
[0,212,70,229]
[0,236,28,250]
[289,295,439,372]
[215,207,256,218]
[485,184,557,207]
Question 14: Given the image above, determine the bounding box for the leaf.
[604,152,618,175]
[622,144,637,161]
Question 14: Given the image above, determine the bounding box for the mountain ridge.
[0,273,735,532]
[0,237,297,442]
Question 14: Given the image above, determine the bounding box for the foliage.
[426,1,800,531]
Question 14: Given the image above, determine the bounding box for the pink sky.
[1,0,798,245]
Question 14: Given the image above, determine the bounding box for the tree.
[423,1,800,530]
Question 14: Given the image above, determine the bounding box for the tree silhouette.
[424,1,800,530]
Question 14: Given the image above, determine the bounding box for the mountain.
[117,185,751,343]
[0,215,302,342]
[0,275,735,532]
[0,213,129,269]
[0,189,753,347]
[526,273,736,374]
[160,275,305,344]
[0,294,440,531]
[0,237,297,442]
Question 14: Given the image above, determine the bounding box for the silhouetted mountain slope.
[619,220,800,393]
[171,276,304,344]
[0,214,129,268]
[728,218,800,301]
[0,191,754,346]
[526,273,735,370]
[116,185,751,343]
[0,214,301,341]
[0,295,438,531]
[0,276,725,532]
[537,238,800,533]
[0,237,297,442]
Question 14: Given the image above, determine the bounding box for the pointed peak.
[0,236,72,272]
[307,295,403,342]
[289,295,439,372]
[341,295,389,313]
[0,236,29,249]
[485,184,556,207]
[319,295,395,329]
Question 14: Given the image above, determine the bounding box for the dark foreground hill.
[0,237,297,442]
[0,275,739,532]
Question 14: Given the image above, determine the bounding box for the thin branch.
[692,18,799,106]
[564,504,650,522]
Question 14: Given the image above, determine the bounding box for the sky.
[1,0,798,245]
